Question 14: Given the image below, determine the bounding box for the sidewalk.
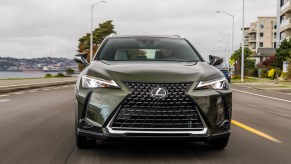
[0,77,77,86]
[232,78,291,94]
[0,77,77,94]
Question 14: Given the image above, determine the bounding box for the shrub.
[257,56,276,69]
[45,73,52,78]
[245,59,255,76]
[268,69,275,79]
[66,68,75,76]
[251,68,259,77]
[281,72,288,80]
[55,73,65,77]
[275,68,282,79]
[232,74,241,79]
[260,69,268,78]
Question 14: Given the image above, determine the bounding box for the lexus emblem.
[150,87,167,98]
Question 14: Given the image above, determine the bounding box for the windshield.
[97,37,201,62]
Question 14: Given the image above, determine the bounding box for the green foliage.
[77,20,116,71]
[45,73,52,78]
[273,39,291,69]
[251,68,259,77]
[56,73,65,77]
[66,68,75,76]
[260,69,268,78]
[281,72,288,80]
[245,59,255,76]
[231,74,241,79]
[231,47,253,76]
[275,68,282,79]
[78,20,116,50]
[230,47,252,61]
[288,61,291,79]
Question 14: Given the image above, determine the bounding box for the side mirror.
[74,53,89,67]
[209,55,223,66]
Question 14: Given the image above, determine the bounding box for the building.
[278,0,291,45]
[244,17,277,54]
[254,48,276,64]
[244,27,250,50]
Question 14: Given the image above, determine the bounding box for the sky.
[0,0,277,60]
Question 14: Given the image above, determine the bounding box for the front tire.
[207,136,229,150]
[76,134,96,149]
[228,77,231,83]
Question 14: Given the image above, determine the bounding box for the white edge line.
[0,95,9,97]
[233,89,291,103]
[0,99,10,103]
[0,80,75,88]
[13,92,25,95]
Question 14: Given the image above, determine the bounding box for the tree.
[230,47,252,75]
[66,68,75,76]
[273,39,291,69]
[245,59,255,76]
[77,20,116,71]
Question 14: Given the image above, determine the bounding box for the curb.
[232,84,291,94]
[0,80,76,94]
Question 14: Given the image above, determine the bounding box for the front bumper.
[77,127,230,141]
[75,81,232,140]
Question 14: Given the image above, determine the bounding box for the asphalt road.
[0,84,291,164]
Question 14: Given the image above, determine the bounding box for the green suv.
[74,34,232,150]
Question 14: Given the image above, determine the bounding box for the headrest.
[115,50,128,60]
[155,50,163,59]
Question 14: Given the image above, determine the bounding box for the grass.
[231,77,269,83]
[0,77,44,80]
[231,76,291,89]
[0,76,72,80]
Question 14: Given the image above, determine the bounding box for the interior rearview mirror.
[74,53,89,67]
[209,55,223,66]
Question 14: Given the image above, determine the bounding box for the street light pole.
[241,0,245,82]
[232,15,234,59]
[90,0,106,63]
[219,32,230,69]
[216,10,234,69]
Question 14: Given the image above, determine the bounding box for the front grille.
[111,82,204,131]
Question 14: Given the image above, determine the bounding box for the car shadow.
[69,139,230,163]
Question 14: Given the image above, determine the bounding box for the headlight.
[196,77,229,90]
[82,75,119,88]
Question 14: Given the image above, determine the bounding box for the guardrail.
[0,80,76,94]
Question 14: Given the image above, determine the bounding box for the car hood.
[84,60,223,83]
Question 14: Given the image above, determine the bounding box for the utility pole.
[90,0,106,63]
[216,11,234,70]
[241,0,245,82]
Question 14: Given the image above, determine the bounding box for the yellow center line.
[231,119,282,143]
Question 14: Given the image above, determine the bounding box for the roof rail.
[108,33,115,37]
[173,34,184,38]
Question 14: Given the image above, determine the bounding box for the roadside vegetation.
[77,20,116,71]
[231,39,291,82]
[44,67,75,78]
[44,73,64,78]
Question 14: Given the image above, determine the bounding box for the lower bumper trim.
[77,128,230,141]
